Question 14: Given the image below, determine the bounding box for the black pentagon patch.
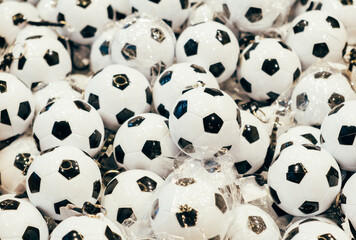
[248,216,267,234]
[162,19,172,28]
[28,172,41,193]
[317,233,336,240]
[142,140,161,160]
[284,227,299,240]
[215,193,227,214]
[240,78,252,93]
[148,0,160,3]
[328,93,345,109]
[293,20,309,34]
[242,125,259,144]
[204,88,223,97]
[80,25,97,38]
[191,64,206,73]
[105,178,118,195]
[287,163,307,184]
[54,199,72,214]
[0,36,6,49]
[176,178,196,186]
[296,92,309,111]
[338,125,356,145]
[128,116,145,127]
[52,121,72,140]
[43,50,59,66]
[74,100,91,112]
[180,0,189,9]
[117,207,136,224]
[293,68,301,81]
[151,28,165,43]
[112,74,130,90]
[313,43,329,58]
[314,71,332,79]
[0,199,20,210]
[77,0,91,8]
[326,166,339,187]
[17,101,31,120]
[22,226,39,240]
[184,39,199,57]
[234,160,252,174]
[14,153,31,172]
[302,144,321,151]
[340,193,347,204]
[58,159,80,180]
[114,145,125,164]
[63,230,83,240]
[173,100,188,119]
[328,103,344,116]
[299,201,319,214]
[87,93,100,110]
[278,41,291,51]
[0,80,7,93]
[209,62,225,78]
[158,104,169,118]
[159,71,173,85]
[137,176,157,192]
[107,5,114,19]
[146,87,152,104]
[203,113,224,134]
[57,12,65,22]
[121,43,137,60]
[92,180,101,199]
[262,59,279,76]
[33,133,41,151]
[267,92,279,103]
[341,0,353,5]
[280,141,293,151]
[269,186,281,204]
[178,138,195,153]
[105,226,122,240]
[245,7,263,23]
[89,130,102,148]
[216,29,231,45]
[151,199,159,220]
[326,16,340,28]
[100,40,110,56]
[301,133,318,145]
[18,55,26,70]
[12,13,25,25]
[176,205,198,227]
[116,108,134,124]
[244,42,259,60]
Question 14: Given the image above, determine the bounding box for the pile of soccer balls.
[1,0,356,239]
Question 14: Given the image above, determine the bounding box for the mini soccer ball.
[285,10,347,69]
[227,204,281,240]
[26,146,102,221]
[229,110,270,175]
[56,0,114,45]
[33,80,82,114]
[102,170,164,232]
[341,173,356,232]
[150,177,231,240]
[37,0,59,22]
[282,217,351,240]
[268,144,341,216]
[90,26,116,73]
[85,64,152,132]
[169,87,241,159]
[33,99,105,157]
[9,37,72,89]
[320,100,356,171]
[0,135,39,194]
[113,113,180,177]
[0,1,39,47]
[153,62,219,119]
[291,70,356,126]
[0,72,35,141]
[50,215,126,240]
[176,21,239,83]
[320,0,356,45]
[130,0,191,32]
[274,125,321,159]
[223,0,289,33]
[15,25,58,43]
[237,38,301,103]
[111,14,176,80]
[0,197,49,239]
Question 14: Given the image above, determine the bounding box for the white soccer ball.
[32,99,104,157]
[169,87,241,159]
[113,113,180,177]
[321,100,356,171]
[285,10,347,69]
[153,62,219,119]
[268,144,341,216]
[111,14,176,80]
[0,72,35,141]
[84,64,152,132]
[237,38,301,103]
[26,146,102,221]
[0,197,49,239]
[176,21,239,83]
[341,173,356,232]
